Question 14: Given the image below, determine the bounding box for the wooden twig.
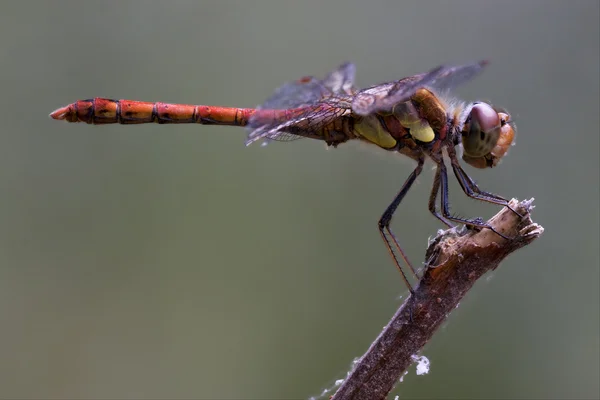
[331,198,544,400]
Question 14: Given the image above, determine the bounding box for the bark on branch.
[331,198,544,400]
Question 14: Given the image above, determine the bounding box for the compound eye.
[462,103,501,157]
[462,106,516,169]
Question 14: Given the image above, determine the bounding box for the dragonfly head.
[460,102,515,168]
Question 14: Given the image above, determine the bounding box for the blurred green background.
[1,1,598,399]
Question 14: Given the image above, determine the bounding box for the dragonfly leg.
[446,149,523,218]
[428,165,454,228]
[451,163,524,218]
[378,158,425,293]
[438,161,510,240]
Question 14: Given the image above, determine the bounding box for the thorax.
[352,88,456,157]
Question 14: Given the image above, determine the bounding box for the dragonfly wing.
[246,63,355,145]
[245,103,350,146]
[256,62,356,110]
[352,61,489,116]
[246,116,308,145]
[258,77,331,110]
[322,62,357,95]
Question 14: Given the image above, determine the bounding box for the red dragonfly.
[50,61,518,291]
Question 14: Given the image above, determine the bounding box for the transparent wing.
[322,62,356,95]
[258,77,330,110]
[352,61,489,116]
[245,101,350,145]
[246,63,355,145]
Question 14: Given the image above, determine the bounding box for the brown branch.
[331,198,544,400]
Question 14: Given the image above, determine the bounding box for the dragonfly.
[50,60,518,292]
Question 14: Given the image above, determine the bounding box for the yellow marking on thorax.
[401,119,435,143]
[394,98,435,143]
[354,115,397,149]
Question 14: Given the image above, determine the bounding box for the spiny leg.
[453,164,506,201]
[451,162,524,218]
[378,158,424,293]
[438,160,510,239]
[428,165,453,228]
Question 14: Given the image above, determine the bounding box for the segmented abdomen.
[50,98,258,126]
